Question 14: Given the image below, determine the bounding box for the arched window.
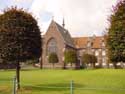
[47,38,57,55]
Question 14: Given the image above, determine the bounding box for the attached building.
[41,20,107,68]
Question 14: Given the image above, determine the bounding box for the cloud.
[13,0,31,2]
[3,0,117,37]
[0,0,118,36]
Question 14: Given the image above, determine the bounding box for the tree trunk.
[39,57,42,69]
[91,63,95,69]
[113,62,117,69]
[99,62,102,68]
[52,63,54,68]
[40,60,42,69]
[63,63,66,69]
[16,62,20,89]
[106,63,109,68]
[71,63,72,69]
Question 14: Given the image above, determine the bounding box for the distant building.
[41,20,107,68]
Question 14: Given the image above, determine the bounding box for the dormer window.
[87,41,93,47]
[87,42,91,47]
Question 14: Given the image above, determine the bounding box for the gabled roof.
[46,20,104,49]
[73,36,104,49]
[54,21,75,47]
[73,37,88,48]
[93,37,103,48]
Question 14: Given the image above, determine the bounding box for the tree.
[107,0,125,68]
[91,54,97,68]
[81,54,91,64]
[0,7,42,89]
[64,49,77,68]
[81,53,97,68]
[48,52,58,68]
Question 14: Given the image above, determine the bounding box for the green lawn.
[0,69,125,94]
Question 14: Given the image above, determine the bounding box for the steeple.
[62,18,65,28]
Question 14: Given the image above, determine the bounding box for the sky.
[0,0,118,37]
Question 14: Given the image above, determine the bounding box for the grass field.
[0,69,125,94]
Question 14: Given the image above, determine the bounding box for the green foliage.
[48,52,58,66]
[91,54,97,64]
[0,7,42,89]
[64,49,77,64]
[0,7,42,63]
[107,0,125,63]
[82,53,97,68]
[81,54,91,64]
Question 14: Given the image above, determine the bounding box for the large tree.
[0,7,42,89]
[48,52,58,68]
[107,0,125,68]
[64,49,77,68]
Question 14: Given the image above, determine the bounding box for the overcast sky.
[0,0,118,37]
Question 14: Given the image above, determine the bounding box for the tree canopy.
[48,52,58,68]
[81,53,97,68]
[0,7,42,89]
[0,7,42,63]
[64,49,77,67]
[107,0,125,64]
[81,54,91,64]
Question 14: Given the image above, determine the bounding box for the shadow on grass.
[0,78,12,83]
[22,83,84,92]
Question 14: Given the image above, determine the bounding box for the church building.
[41,20,107,68]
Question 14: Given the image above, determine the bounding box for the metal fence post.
[13,76,16,94]
[70,80,74,94]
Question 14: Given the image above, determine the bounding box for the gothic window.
[47,38,57,55]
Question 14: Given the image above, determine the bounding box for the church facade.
[41,20,107,68]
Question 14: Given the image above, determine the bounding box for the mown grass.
[0,69,125,94]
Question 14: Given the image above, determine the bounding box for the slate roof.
[54,21,75,48]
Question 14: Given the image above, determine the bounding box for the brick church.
[41,20,107,68]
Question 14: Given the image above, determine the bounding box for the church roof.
[54,21,75,48]
[73,36,104,49]
[46,20,104,49]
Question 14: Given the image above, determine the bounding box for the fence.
[1,77,125,94]
[13,77,125,94]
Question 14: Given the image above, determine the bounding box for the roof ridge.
[54,21,75,47]
[73,36,104,38]
[55,21,68,31]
